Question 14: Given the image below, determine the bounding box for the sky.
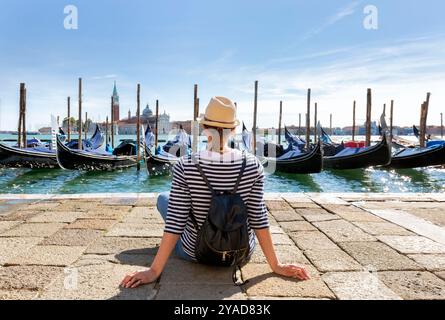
[0,0,444,131]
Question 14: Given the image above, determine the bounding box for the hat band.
[203,117,236,125]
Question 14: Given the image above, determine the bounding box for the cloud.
[91,74,117,80]
[302,1,362,40]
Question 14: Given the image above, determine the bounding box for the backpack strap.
[191,154,216,195]
[231,152,247,194]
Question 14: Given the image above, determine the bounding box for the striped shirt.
[165,149,269,260]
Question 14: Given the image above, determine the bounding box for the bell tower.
[112,81,120,121]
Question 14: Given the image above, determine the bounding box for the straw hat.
[197,96,240,129]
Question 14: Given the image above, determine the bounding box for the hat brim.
[197,118,240,129]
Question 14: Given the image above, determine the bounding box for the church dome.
[142,104,153,117]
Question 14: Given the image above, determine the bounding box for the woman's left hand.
[273,263,310,280]
[120,268,159,288]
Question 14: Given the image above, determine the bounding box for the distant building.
[117,104,171,135]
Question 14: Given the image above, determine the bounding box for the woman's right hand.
[273,263,310,281]
[120,268,160,289]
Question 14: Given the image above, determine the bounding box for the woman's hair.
[203,125,235,153]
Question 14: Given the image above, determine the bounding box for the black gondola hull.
[323,135,391,170]
[145,145,177,175]
[388,144,445,169]
[263,142,323,174]
[56,136,138,171]
[0,143,59,169]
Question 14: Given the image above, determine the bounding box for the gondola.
[262,141,323,174]
[242,124,323,174]
[0,143,58,169]
[56,133,138,171]
[0,125,104,169]
[323,134,392,169]
[387,142,445,169]
[144,125,187,175]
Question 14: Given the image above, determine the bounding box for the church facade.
[111,83,171,135]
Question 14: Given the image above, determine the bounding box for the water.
[1,134,444,194]
[1,166,444,194]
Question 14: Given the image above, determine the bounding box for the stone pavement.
[0,193,445,300]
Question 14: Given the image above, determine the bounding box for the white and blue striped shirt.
[165,149,269,260]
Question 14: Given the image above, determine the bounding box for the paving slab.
[241,264,335,299]
[160,259,235,285]
[85,236,161,255]
[378,271,445,300]
[265,200,293,211]
[0,210,42,222]
[0,221,21,234]
[407,254,445,272]
[378,236,445,254]
[0,222,66,238]
[271,233,294,245]
[0,289,39,300]
[304,249,362,272]
[123,207,164,224]
[0,265,64,290]
[155,284,246,300]
[0,237,43,265]
[40,229,103,246]
[339,241,423,271]
[101,197,139,206]
[250,245,310,265]
[39,263,157,300]
[8,245,86,266]
[435,272,445,281]
[289,231,339,251]
[294,208,330,216]
[323,205,384,222]
[54,201,103,212]
[353,221,414,236]
[28,211,85,223]
[404,209,445,227]
[270,210,304,222]
[278,221,317,232]
[366,209,445,245]
[322,272,401,300]
[66,219,118,230]
[24,202,61,211]
[106,223,164,238]
[302,214,341,222]
[74,253,153,267]
[81,209,128,221]
[313,220,376,242]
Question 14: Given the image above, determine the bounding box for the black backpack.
[190,154,250,284]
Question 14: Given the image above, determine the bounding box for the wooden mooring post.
[155,99,159,149]
[352,100,356,141]
[306,89,311,149]
[105,116,109,145]
[419,93,431,148]
[278,101,282,145]
[314,102,318,143]
[18,83,26,148]
[298,113,301,137]
[84,112,88,140]
[67,97,71,142]
[365,89,372,147]
[441,112,443,139]
[192,84,199,153]
[111,96,115,148]
[253,81,258,154]
[78,78,82,150]
[390,100,394,142]
[136,84,141,171]
[330,113,333,136]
